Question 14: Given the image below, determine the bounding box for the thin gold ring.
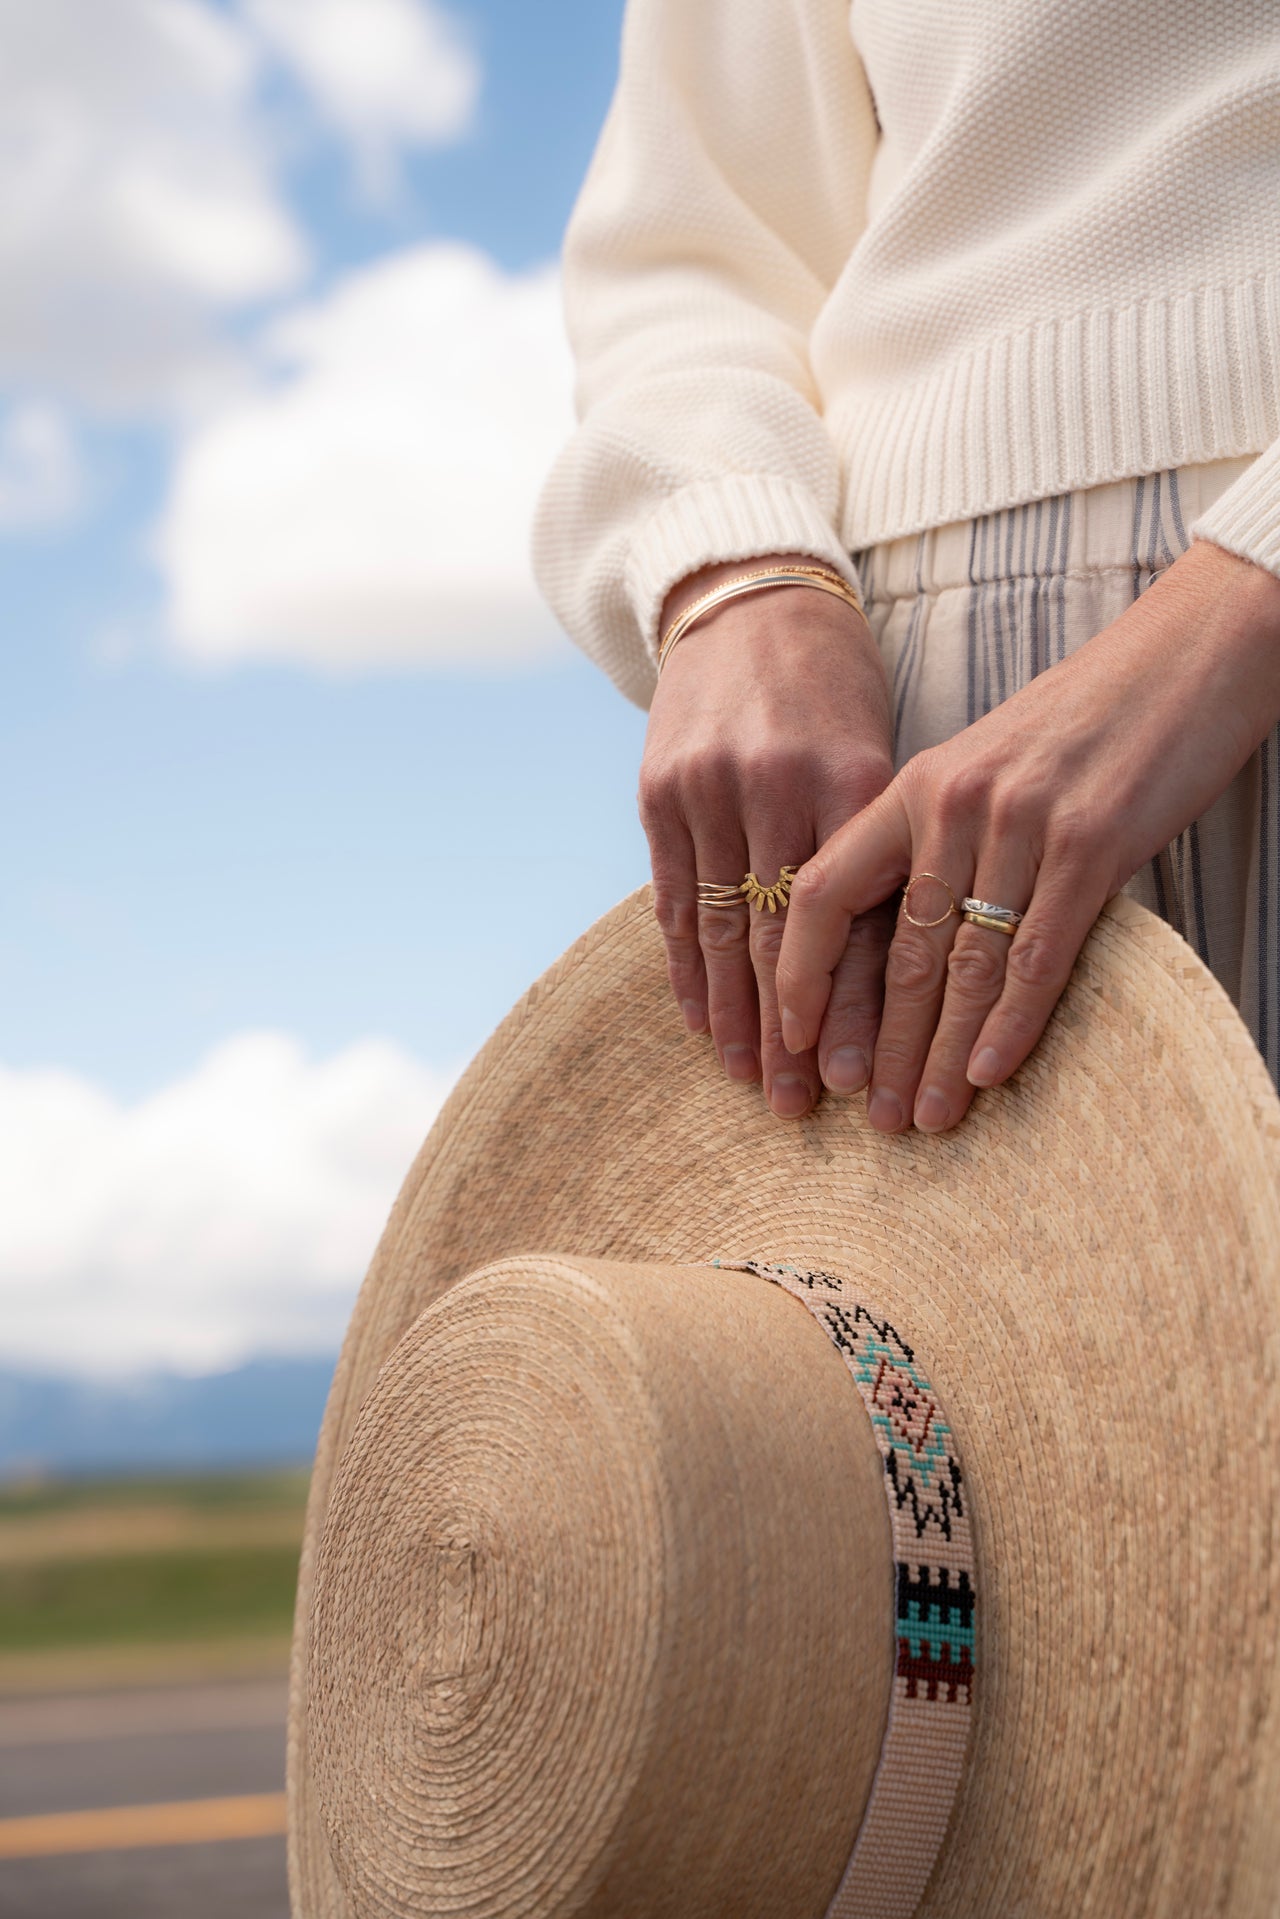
[696,880,749,911]
[962,908,1017,938]
[901,872,959,929]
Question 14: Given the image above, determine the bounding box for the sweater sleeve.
[531,0,878,708]
[1191,437,1280,583]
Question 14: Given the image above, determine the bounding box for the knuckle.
[1047,810,1102,865]
[653,891,697,943]
[921,755,983,827]
[884,930,944,998]
[643,741,740,820]
[637,761,680,826]
[788,859,830,913]
[682,744,738,808]
[742,741,805,792]
[819,767,894,839]
[946,930,1007,998]
[698,909,751,957]
[1006,928,1061,991]
[842,910,892,967]
[845,754,896,808]
[822,983,882,1044]
[987,780,1038,842]
[985,1004,1043,1060]
[869,1040,915,1088]
[748,913,787,966]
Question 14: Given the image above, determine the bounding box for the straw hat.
[288,888,1280,1919]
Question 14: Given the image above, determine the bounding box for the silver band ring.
[961,896,1023,925]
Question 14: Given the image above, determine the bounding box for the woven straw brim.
[289,890,1280,1918]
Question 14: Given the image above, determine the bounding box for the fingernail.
[723,1043,758,1082]
[770,1073,812,1118]
[825,1046,870,1095]
[681,999,707,1034]
[868,1088,904,1132]
[968,1047,1001,1087]
[780,1007,806,1054]
[914,1086,950,1133]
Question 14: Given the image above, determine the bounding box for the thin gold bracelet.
[657,565,866,674]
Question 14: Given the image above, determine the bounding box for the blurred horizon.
[0,0,646,1387]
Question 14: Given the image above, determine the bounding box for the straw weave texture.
[290,889,1280,1918]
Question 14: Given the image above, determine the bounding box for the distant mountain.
[0,1356,338,1478]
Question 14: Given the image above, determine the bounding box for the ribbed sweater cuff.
[623,474,861,661]
[1191,437,1280,581]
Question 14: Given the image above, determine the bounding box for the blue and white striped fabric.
[854,454,1280,1087]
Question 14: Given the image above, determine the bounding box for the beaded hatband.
[715,1260,974,1919]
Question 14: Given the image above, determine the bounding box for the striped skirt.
[852,455,1280,1087]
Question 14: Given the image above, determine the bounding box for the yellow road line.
[0,1791,287,1859]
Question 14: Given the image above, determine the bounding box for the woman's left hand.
[776,539,1280,1134]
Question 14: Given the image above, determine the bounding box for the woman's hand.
[640,554,895,1118]
[777,539,1280,1134]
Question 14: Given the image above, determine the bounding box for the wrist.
[659,558,868,679]
[1174,540,1280,712]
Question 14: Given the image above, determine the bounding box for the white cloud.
[0,0,308,409]
[243,0,480,195]
[0,404,83,530]
[0,1034,456,1375]
[156,243,575,670]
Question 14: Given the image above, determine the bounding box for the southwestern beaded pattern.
[717,1260,975,1919]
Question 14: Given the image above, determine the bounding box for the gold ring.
[741,866,798,914]
[901,872,959,929]
[697,867,799,914]
[962,909,1017,937]
[696,880,748,911]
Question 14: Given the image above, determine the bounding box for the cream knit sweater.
[532,0,1280,708]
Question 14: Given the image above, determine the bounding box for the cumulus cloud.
[0,0,482,412]
[0,404,83,530]
[243,0,480,195]
[0,0,307,410]
[0,1034,456,1375]
[156,243,575,669]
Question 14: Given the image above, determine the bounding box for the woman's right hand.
[639,557,897,1118]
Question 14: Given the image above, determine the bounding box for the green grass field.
[0,1470,310,1667]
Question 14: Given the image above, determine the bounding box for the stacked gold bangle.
[657,564,866,674]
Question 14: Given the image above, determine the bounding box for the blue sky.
[0,0,648,1371]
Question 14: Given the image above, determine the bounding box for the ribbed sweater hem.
[830,273,1280,555]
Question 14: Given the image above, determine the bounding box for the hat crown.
[309,1254,893,1918]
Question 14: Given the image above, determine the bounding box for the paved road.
[0,1676,290,1919]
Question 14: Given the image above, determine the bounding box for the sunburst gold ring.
[741,866,798,914]
[901,872,959,929]
[697,866,800,914]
